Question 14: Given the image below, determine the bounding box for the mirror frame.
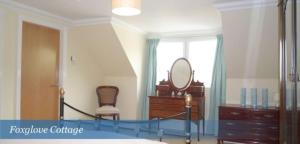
[169,58,193,94]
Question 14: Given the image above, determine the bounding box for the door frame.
[0,9,4,119]
[15,15,68,120]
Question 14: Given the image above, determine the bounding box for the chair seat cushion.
[96,105,120,115]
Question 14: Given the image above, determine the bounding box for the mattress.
[0,139,167,144]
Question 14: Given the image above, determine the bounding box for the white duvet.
[0,139,167,144]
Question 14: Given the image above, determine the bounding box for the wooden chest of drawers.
[218,104,279,144]
[149,96,204,120]
[149,96,205,140]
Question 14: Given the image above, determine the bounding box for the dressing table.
[148,58,205,141]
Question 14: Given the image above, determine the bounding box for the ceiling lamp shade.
[112,0,141,16]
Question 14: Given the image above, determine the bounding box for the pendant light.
[112,0,141,16]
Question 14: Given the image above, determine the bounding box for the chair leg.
[117,114,120,120]
[202,119,205,136]
[197,120,200,141]
[95,115,102,130]
[114,114,120,132]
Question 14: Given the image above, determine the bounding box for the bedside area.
[217,104,279,144]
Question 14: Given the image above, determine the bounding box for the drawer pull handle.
[264,114,274,118]
[270,126,278,130]
[252,127,263,130]
[254,117,261,119]
[227,133,234,136]
[230,112,240,115]
[253,133,262,136]
[255,122,263,126]
[226,122,234,126]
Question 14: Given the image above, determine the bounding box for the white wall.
[221,6,280,105]
[0,1,145,120]
[226,79,279,106]
[111,24,146,119]
[64,27,105,119]
[103,76,138,119]
[66,23,142,120]
[0,9,4,119]
[0,3,70,119]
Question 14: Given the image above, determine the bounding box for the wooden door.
[21,22,60,120]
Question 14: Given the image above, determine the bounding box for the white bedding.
[0,139,167,144]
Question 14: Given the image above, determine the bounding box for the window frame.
[160,36,216,59]
[157,36,217,86]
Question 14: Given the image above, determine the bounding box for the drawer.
[150,98,185,105]
[219,107,246,120]
[150,103,199,112]
[150,110,199,120]
[244,132,279,143]
[219,129,279,144]
[219,120,247,130]
[249,110,279,121]
[219,129,246,140]
[247,121,279,133]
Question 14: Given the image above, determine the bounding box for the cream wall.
[0,1,146,120]
[0,9,4,118]
[0,3,68,119]
[222,6,279,105]
[111,24,146,119]
[103,76,137,119]
[0,5,18,119]
[64,27,105,119]
[66,23,144,120]
[226,79,279,106]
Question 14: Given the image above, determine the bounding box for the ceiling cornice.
[0,0,73,24]
[72,17,112,26]
[147,28,222,39]
[214,0,277,12]
[111,17,145,34]
[71,17,145,34]
[0,0,145,34]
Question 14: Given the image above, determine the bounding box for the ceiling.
[11,0,236,33]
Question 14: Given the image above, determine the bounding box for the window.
[156,38,217,87]
[156,41,184,83]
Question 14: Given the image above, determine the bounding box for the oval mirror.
[170,58,193,93]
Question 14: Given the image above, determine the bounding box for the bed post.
[59,88,65,120]
[185,94,192,144]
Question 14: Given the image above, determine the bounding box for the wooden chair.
[95,86,120,120]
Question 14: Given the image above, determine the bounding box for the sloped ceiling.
[68,23,135,77]
[11,0,223,33]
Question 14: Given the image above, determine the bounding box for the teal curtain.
[206,34,226,135]
[142,39,160,120]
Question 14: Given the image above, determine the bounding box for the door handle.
[50,84,59,87]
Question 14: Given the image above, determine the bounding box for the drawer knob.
[226,122,234,126]
[255,122,264,126]
[264,114,274,118]
[270,126,278,130]
[230,112,240,115]
[252,127,263,131]
[269,137,277,141]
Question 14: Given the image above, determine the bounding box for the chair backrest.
[96,86,119,107]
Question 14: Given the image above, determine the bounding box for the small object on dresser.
[262,88,268,108]
[240,88,246,107]
[251,88,257,108]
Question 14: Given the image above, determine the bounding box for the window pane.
[156,41,184,84]
[188,39,217,87]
